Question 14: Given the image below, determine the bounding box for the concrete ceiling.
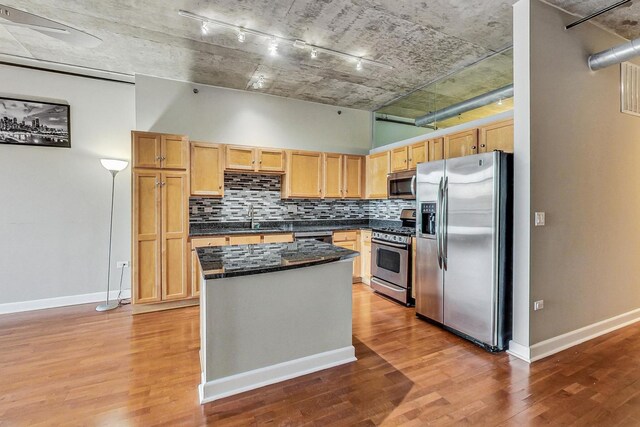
[0,1,637,112]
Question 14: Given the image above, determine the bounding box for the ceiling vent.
[621,62,640,117]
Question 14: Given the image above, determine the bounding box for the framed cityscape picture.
[0,97,70,148]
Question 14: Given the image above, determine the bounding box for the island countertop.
[196,240,359,280]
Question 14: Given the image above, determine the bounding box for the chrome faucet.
[249,204,255,229]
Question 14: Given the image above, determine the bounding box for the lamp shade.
[100,158,128,173]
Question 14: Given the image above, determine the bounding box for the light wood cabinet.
[333,230,360,282]
[343,155,364,199]
[257,149,285,172]
[226,146,284,173]
[161,171,189,300]
[133,170,189,304]
[323,153,343,198]
[366,151,390,199]
[283,150,323,198]
[444,129,478,159]
[133,170,162,304]
[408,141,428,169]
[391,146,409,172]
[479,119,514,153]
[360,230,372,285]
[190,142,224,197]
[132,131,188,170]
[323,154,364,199]
[226,145,256,171]
[429,138,444,161]
[190,237,228,298]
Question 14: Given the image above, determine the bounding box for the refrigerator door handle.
[436,177,443,269]
[442,176,449,271]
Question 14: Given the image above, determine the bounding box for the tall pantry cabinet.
[132,131,191,308]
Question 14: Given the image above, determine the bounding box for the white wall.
[373,120,433,148]
[0,65,135,308]
[135,75,372,154]
[513,0,640,354]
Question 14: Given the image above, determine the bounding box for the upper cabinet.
[391,146,409,172]
[429,138,444,161]
[132,131,189,170]
[226,145,284,173]
[479,119,514,153]
[408,141,428,169]
[444,129,478,159]
[323,153,343,199]
[190,142,224,197]
[283,150,323,198]
[343,155,364,199]
[366,151,390,199]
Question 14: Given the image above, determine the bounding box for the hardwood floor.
[2,284,640,426]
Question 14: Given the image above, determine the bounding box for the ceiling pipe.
[588,38,640,71]
[414,84,513,127]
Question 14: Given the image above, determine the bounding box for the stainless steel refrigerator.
[415,151,513,352]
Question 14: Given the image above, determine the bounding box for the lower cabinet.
[333,230,361,282]
[360,230,372,285]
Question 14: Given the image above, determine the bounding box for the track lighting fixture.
[178,9,393,72]
[252,75,266,89]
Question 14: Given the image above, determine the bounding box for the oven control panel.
[372,231,411,245]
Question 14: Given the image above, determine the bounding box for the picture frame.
[0,97,71,148]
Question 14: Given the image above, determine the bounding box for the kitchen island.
[196,240,358,404]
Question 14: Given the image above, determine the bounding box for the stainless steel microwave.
[387,170,416,199]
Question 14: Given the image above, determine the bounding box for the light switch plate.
[534,212,545,227]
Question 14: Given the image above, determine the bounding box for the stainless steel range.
[370,209,415,306]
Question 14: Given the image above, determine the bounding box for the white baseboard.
[507,340,531,362]
[0,289,132,315]
[199,346,356,404]
[507,307,640,363]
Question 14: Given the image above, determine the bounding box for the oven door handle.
[371,239,408,249]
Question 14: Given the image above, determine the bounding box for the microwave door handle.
[436,177,443,270]
[410,175,416,197]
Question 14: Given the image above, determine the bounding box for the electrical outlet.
[116,261,130,269]
[534,300,544,311]
[534,212,546,227]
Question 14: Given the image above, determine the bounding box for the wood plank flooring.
[2,284,640,426]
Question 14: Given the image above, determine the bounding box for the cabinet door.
[429,138,444,161]
[479,119,514,153]
[360,230,372,284]
[133,171,161,304]
[257,149,284,172]
[323,153,343,198]
[191,249,201,298]
[226,146,256,171]
[286,151,323,198]
[343,155,364,199]
[408,141,428,169]
[444,129,478,159]
[391,146,409,172]
[365,151,390,199]
[161,135,189,170]
[228,235,262,245]
[132,132,161,169]
[333,240,359,280]
[161,171,189,300]
[190,142,224,197]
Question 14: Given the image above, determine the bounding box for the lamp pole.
[97,159,128,312]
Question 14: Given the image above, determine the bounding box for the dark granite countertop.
[189,219,400,237]
[197,240,359,279]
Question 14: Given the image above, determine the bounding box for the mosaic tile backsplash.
[189,173,415,224]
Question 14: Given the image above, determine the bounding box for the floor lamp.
[97,158,129,312]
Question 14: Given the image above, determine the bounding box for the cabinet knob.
[219,185,222,189]
[480,144,486,148]
[155,180,160,187]
[472,146,477,150]
[161,181,166,186]
[252,160,255,164]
